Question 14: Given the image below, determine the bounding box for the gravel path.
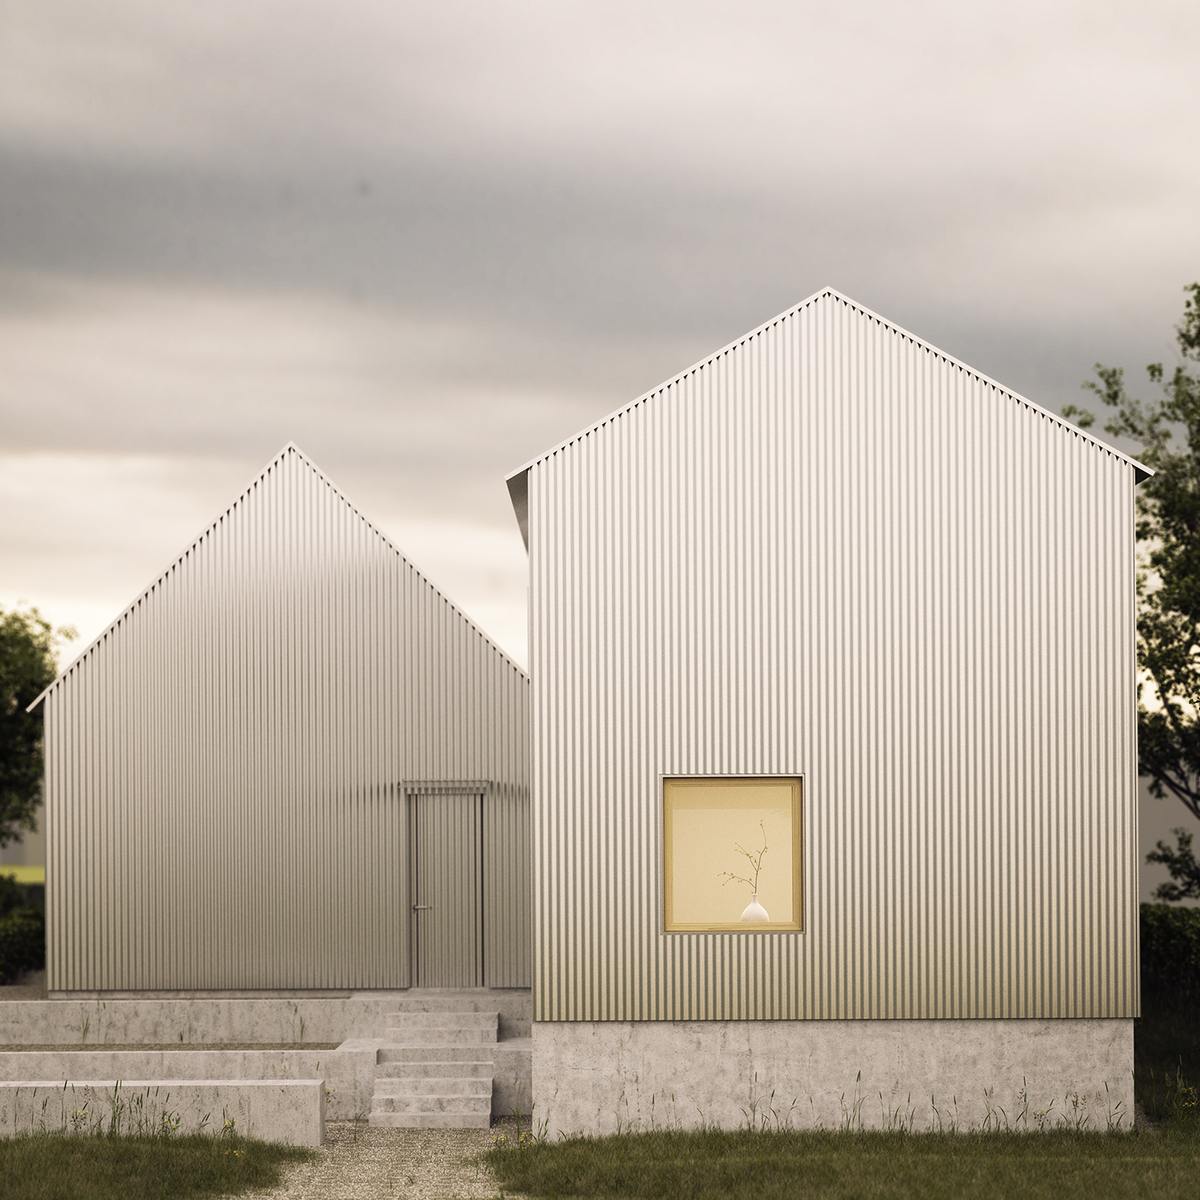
[243,1121,518,1200]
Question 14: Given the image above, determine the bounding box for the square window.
[663,776,803,932]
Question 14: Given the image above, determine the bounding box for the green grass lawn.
[0,1132,313,1200]
[489,994,1200,1200]
[487,1126,1200,1200]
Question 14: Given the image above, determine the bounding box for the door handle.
[412,904,432,912]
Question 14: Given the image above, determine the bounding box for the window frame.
[662,774,804,933]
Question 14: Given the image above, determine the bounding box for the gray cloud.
[3,0,1200,666]
[2,130,1193,423]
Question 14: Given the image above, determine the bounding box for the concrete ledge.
[0,1079,324,1145]
[0,1040,533,1123]
[0,1046,374,1122]
[8,990,532,1044]
[534,1019,1135,1137]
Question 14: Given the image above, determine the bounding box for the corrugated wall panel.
[526,291,1138,1023]
[484,785,533,987]
[42,446,530,992]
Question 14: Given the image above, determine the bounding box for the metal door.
[409,791,483,987]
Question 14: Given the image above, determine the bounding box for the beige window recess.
[663,776,803,932]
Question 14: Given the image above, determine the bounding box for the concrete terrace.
[0,977,531,1144]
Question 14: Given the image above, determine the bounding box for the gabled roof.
[505,286,1151,548]
[30,442,526,710]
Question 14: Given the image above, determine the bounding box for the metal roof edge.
[505,285,1153,489]
[281,447,529,681]
[295,451,530,681]
[28,443,299,711]
[827,291,1154,484]
[29,444,528,711]
[505,469,530,551]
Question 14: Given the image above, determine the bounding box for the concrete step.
[371,1092,491,1115]
[384,1013,497,1038]
[375,1076,491,1097]
[376,1060,492,1080]
[371,1002,503,1129]
[387,991,506,1010]
[382,1028,496,1046]
[384,1011,498,1026]
[387,994,530,1040]
[378,1045,493,1064]
[369,1110,491,1129]
[384,1013,498,1045]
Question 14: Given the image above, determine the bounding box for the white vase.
[740,894,769,922]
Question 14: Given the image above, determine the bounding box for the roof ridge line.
[505,286,1150,485]
[29,444,526,709]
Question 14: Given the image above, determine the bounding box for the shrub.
[0,907,45,984]
[0,873,23,917]
[1141,902,1200,1005]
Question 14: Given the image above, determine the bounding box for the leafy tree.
[0,607,75,849]
[1147,830,1200,902]
[1063,283,1200,901]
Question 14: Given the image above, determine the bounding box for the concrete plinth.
[0,1079,325,1145]
[10,991,531,1044]
[533,1018,1134,1137]
[493,1039,533,1119]
[0,1047,374,1122]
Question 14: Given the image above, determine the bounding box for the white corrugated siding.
[524,290,1138,1023]
[41,446,530,991]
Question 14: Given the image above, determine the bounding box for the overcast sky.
[4,1,1200,872]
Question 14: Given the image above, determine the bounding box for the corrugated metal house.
[507,287,1145,1134]
[33,444,530,994]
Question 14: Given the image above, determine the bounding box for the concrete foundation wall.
[534,1019,1134,1136]
[0,1079,324,1145]
[493,1040,534,1119]
[6,991,532,1044]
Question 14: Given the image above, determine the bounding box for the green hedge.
[0,908,45,985]
[1141,902,1200,1004]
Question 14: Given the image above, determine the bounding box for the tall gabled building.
[508,287,1145,1134]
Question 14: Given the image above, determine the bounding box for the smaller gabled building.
[508,288,1145,1134]
[32,444,530,994]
